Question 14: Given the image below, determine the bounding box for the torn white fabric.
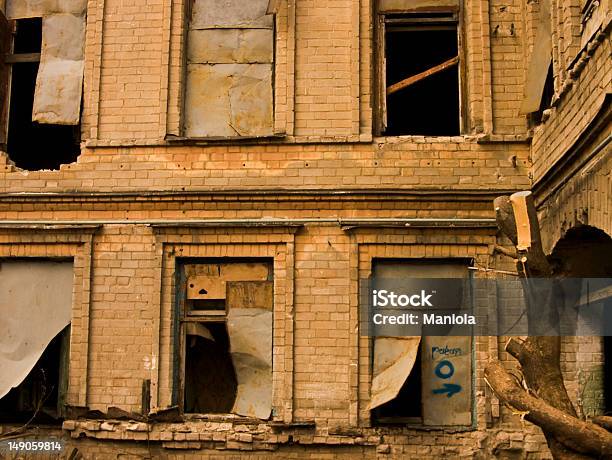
[32,13,85,125]
[367,336,421,410]
[0,260,73,400]
[5,0,86,19]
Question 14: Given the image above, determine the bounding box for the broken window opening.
[3,18,81,171]
[380,12,462,136]
[372,346,423,423]
[177,259,274,419]
[0,258,74,423]
[369,259,473,426]
[184,323,237,413]
[529,63,554,126]
[0,325,70,424]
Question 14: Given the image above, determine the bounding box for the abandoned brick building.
[0,0,610,458]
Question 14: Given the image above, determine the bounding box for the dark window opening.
[372,347,422,424]
[176,259,274,417]
[13,18,42,53]
[4,18,80,171]
[0,326,70,424]
[383,15,461,136]
[184,323,237,413]
[529,63,554,126]
[370,259,473,426]
[384,15,460,136]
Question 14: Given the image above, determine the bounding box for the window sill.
[165,133,287,145]
[372,419,476,432]
[373,133,531,144]
[183,413,265,424]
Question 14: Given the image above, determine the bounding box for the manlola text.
[372,312,476,325]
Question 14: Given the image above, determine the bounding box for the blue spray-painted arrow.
[432,383,462,397]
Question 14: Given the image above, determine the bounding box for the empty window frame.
[0,8,84,170]
[175,259,274,419]
[369,259,473,426]
[182,0,274,138]
[376,10,464,136]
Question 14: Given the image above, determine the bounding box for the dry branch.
[488,191,610,459]
[493,244,518,259]
[593,416,612,432]
[485,361,612,458]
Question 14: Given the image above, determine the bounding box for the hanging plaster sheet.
[226,281,273,419]
[184,0,273,137]
[190,0,272,29]
[184,63,273,137]
[0,260,73,400]
[367,336,421,410]
[32,13,85,124]
[5,0,86,19]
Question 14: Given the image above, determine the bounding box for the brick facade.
[0,0,609,458]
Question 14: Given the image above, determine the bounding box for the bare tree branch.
[485,361,612,458]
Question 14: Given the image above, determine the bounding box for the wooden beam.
[387,56,459,95]
[5,52,40,64]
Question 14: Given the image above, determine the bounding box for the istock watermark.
[360,277,612,337]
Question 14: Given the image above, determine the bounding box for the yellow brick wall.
[531,24,611,183]
[0,1,608,458]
